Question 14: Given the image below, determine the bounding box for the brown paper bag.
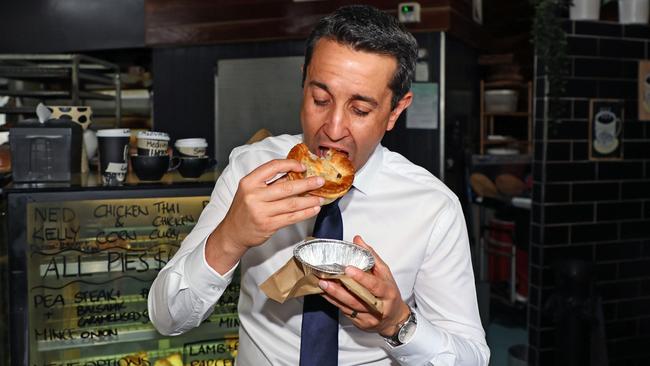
[260,257,383,313]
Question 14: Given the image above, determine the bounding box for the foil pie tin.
[293,238,375,277]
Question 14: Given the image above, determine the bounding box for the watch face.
[398,319,417,343]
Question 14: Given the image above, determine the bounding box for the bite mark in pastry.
[286,143,355,203]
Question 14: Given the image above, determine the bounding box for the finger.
[266,205,321,229]
[344,265,385,298]
[266,195,323,216]
[265,172,287,185]
[264,176,325,201]
[267,175,289,185]
[320,292,354,314]
[249,159,305,186]
[318,279,371,312]
[320,293,369,320]
[347,236,391,297]
[353,235,389,273]
[353,236,381,262]
[353,235,369,248]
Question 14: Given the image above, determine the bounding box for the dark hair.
[302,5,418,110]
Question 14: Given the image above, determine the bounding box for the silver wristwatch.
[384,306,417,347]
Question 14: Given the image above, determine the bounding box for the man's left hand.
[318,235,410,337]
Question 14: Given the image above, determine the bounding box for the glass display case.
[4,179,239,366]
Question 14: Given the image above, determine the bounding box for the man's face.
[300,39,412,170]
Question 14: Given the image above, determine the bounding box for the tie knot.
[321,198,341,212]
[313,198,342,240]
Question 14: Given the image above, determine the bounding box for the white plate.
[486,135,509,141]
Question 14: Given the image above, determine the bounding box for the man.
[149,5,489,365]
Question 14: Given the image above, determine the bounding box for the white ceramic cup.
[594,110,621,148]
[175,138,208,157]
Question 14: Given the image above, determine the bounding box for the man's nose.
[323,107,349,141]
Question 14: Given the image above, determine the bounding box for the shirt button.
[399,356,407,362]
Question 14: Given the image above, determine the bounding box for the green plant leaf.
[531,0,570,122]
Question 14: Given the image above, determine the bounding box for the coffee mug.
[594,110,621,144]
[137,131,170,156]
[178,156,215,178]
[175,138,208,157]
[131,155,180,181]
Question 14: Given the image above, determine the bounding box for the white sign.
[406,83,439,130]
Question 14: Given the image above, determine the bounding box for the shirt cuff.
[183,237,238,302]
[386,309,456,365]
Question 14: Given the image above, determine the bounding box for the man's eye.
[314,99,329,106]
[352,107,370,117]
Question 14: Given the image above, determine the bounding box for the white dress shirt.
[148,134,490,365]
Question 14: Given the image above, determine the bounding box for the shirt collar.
[350,143,383,196]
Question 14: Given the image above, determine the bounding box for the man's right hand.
[205,159,324,274]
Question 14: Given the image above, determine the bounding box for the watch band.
[384,306,417,347]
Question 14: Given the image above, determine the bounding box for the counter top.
[1,168,220,194]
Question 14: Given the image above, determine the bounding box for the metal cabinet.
[0,54,121,127]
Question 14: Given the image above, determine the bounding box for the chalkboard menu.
[24,196,239,365]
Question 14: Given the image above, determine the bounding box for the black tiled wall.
[530,21,650,366]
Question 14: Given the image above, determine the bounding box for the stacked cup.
[175,138,211,178]
[96,128,131,185]
[131,131,178,181]
[136,131,170,156]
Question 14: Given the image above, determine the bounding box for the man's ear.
[386,91,413,131]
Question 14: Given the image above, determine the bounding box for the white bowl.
[487,147,519,156]
[294,238,374,277]
[485,89,518,113]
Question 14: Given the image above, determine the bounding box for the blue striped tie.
[299,198,342,366]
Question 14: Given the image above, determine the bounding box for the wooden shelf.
[479,80,533,155]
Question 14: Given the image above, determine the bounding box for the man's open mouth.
[318,146,349,158]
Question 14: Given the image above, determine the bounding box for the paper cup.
[96,129,131,185]
[136,131,170,156]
